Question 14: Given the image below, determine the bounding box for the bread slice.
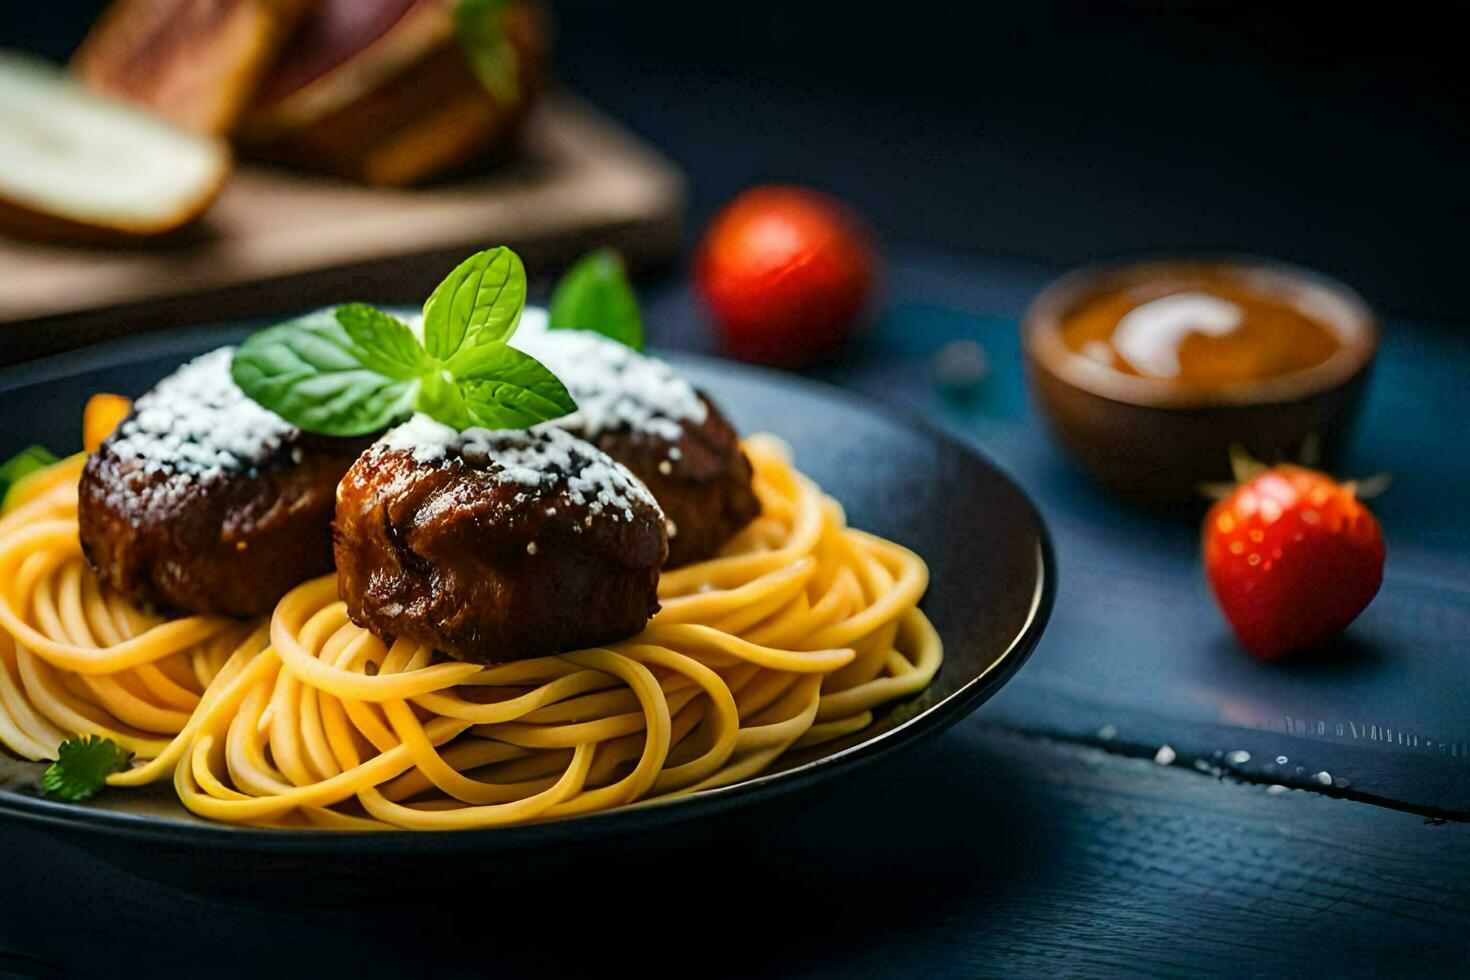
[71,0,314,134]
[241,0,547,186]
[0,52,231,242]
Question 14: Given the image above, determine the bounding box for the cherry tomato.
[694,186,875,366]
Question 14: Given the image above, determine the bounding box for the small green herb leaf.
[548,248,644,350]
[232,309,420,437]
[335,304,428,379]
[423,246,526,361]
[453,344,577,429]
[233,246,573,435]
[416,368,475,431]
[0,445,59,507]
[42,734,132,802]
[455,0,520,106]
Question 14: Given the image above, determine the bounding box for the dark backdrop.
[5,1,1466,319]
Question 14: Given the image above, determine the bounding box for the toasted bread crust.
[241,0,548,186]
[0,149,230,244]
[72,0,314,134]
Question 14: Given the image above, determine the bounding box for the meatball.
[584,393,759,567]
[334,417,667,664]
[514,315,760,566]
[78,348,368,617]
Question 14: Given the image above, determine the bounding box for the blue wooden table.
[2,246,1467,977]
[650,245,1470,817]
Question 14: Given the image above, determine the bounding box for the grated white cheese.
[107,347,297,480]
[512,308,706,441]
[376,415,660,522]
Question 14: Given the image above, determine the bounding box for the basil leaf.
[415,369,475,432]
[422,247,526,361]
[548,248,644,351]
[335,304,428,379]
[232,247,573,438]
[450,344,576,429]
[1,445,60,515]
[0,445,59,503]
[232,310,420,437]
[455,0,520,106]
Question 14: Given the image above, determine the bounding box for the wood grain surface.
[0,93,684,363]
[646,248,1470,820]
[1,723,1464,976]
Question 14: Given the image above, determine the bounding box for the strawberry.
[694,186,875,366]
[1203,464,1385,660]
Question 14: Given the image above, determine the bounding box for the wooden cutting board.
[0,93,685,364]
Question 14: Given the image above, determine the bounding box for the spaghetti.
[0,435,940,830]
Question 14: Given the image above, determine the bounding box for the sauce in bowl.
[1023,257,1377,509]
[1060,277,1343,389]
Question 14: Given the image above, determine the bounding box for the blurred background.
[550,1,1467,320]
[4,0,1465,320]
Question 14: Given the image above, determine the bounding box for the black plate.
[0,321,1054,889]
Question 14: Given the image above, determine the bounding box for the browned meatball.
[334,418,667,664]
[514,320,760,566]
[588,395,759,566]
[78,348,368,617]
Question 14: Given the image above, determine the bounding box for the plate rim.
[0,327,1057,853]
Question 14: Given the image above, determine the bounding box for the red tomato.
[694,186,875,366]
[1203,465,1385,660]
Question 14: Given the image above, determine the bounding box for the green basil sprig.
[548,248,644,351]
[0,445,58,510]
[455,0,520,107]
[231,246,574,437]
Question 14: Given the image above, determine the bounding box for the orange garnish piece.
[83,393,131,453]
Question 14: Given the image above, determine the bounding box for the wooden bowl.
[1022,257,1377,511]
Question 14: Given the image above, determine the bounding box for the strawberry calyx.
[1198,440,1390,502]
